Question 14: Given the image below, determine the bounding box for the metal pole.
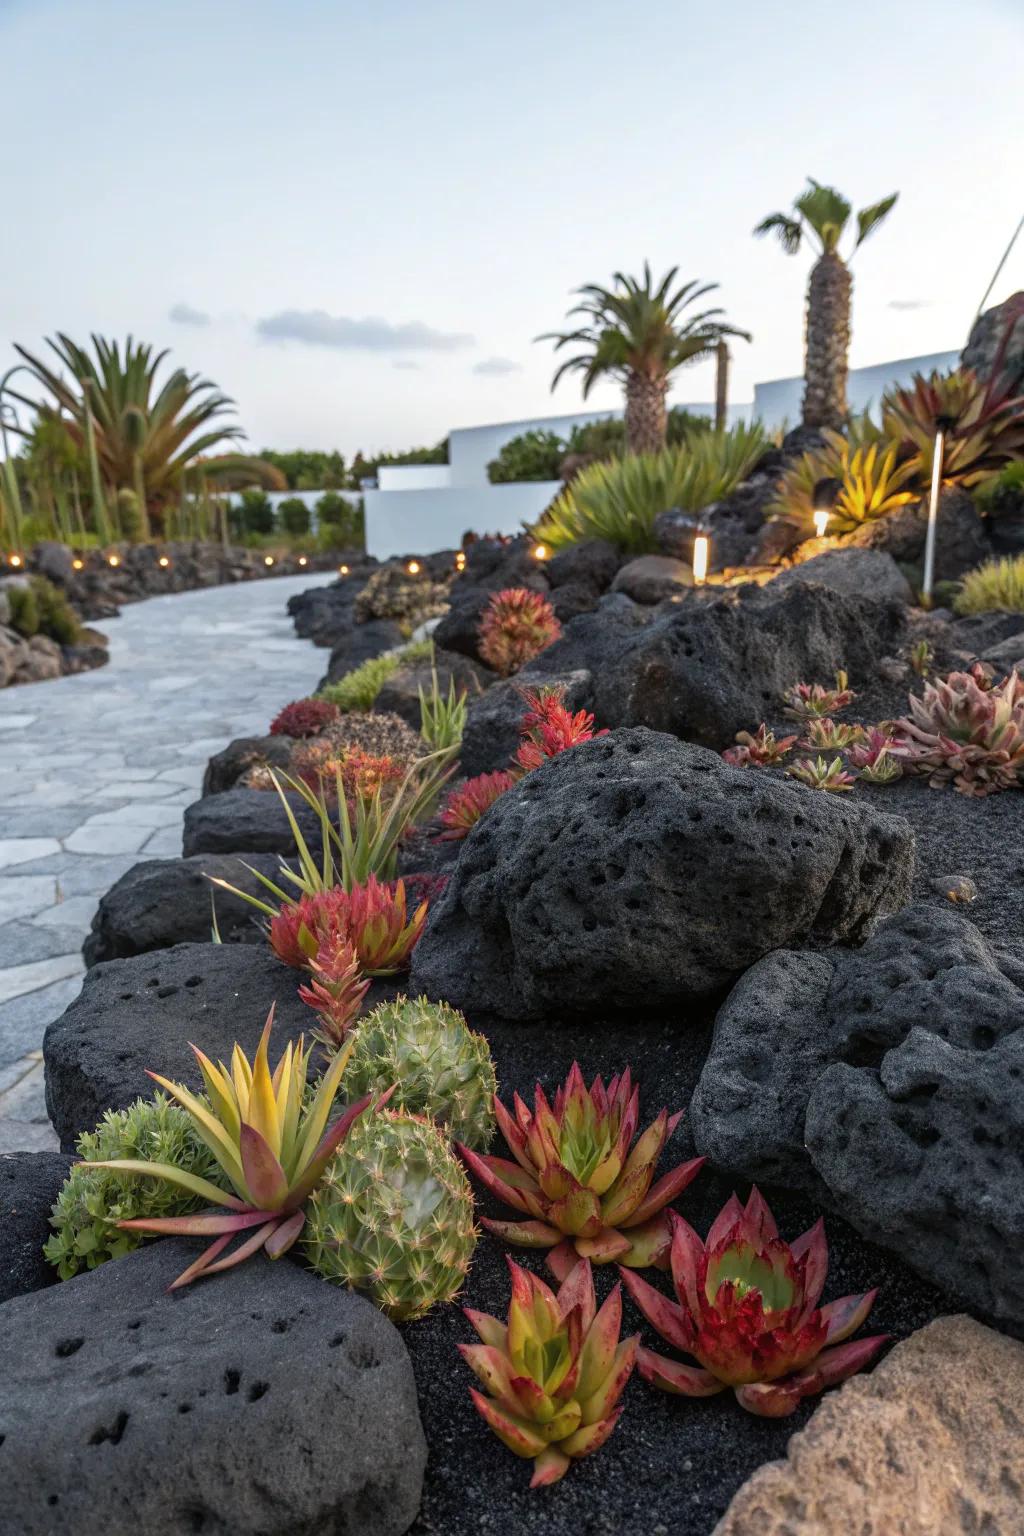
[714,340,729,431]
[921,428,945,604]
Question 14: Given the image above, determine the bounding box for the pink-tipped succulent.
[461,1256,637,1487]
[889,667,1024,796]
[269,697,340,738]
[848,727,902,784]
[298,936,371,1051]
[722,724,798,768]
[800,718,866,752]
[782,670,856,722]
[514,686,607,772]
[478,588,562,676]
[458,1065,704,1281]
[620,1190,888,1418]
[269,875,428,977]
[786,755,856,792]
[436,770,518,840]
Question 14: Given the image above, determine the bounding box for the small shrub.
[278,496,312,536]
[315,491,364,547]
[7,576,82,645]
[954,555,1024,616]
[478,588,561,676]
[5,584,39,637]
[319,652,403,712]
[355,563,449,632]
[269,696,340,737]
[43,1095,226,1279]
[239,488,275,536]
[487,428,566,484]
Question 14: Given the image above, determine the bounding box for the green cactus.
[304,1110,477,1322]
[43,1094,228,1279]
[345,994,497,1151]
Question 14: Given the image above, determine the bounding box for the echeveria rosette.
[458,1064,704,1281]
[620,1189,888,1417]
[460,1256,638,1487]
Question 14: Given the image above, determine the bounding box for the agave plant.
[882,347,1024,490]
[782,670,856,721]
[786,755,856,792]
[84,1008,380,1288]
[514,686,607,771]
[722,724,798,768]
[890,667,1024,795]
[268,876,428,977]
[461,1257,638,1486]
[620,1190,888,1417]
[458,1064,704,1280]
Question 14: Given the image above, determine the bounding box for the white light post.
[921,415,956,606]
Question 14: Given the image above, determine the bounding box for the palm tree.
[8,334,284,536]
[755,180,899,431]
[539,265,750,455]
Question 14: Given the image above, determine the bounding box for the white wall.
[754,350,960,428]
[376,464,452,491]
[363,481,560,560]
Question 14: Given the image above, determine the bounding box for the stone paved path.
[0,572,334,1150]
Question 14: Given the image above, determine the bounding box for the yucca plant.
[533,424,769,554]
[419,659,469,750]
[83,1008,380,1288]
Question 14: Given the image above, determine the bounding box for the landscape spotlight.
[811,477,841,540]
[339,563,350,576]
[158,555,170,568]
[532,543,548,561]
[407,559,421,575]
[72,557,84,570]
[108,553,120,567]
[298,555,308,566]
[7,553,22,568]
[692,530,710,586]
[922,415,957,604]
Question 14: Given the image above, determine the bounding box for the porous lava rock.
[320,618,405,688]
[43,943,310,1151]
[0,1238,426,1536]
[770,547,914,605]
[692,904,1024,1331]
[411,728,913,1021]
[182,786,323,859]
[202,734,294,796]
[0,1151,75,1304]
[846,487,989,583]
[83,853,284,965]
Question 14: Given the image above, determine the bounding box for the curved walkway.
[0,572,335,1150]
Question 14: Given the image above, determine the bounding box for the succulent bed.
[9,487,1024,1536]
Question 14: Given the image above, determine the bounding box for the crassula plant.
[461,1257,637,1487]
[800,717,865,751]
[621,1190,887,1417]
[478,588,562,676]
[459,1064,704,1280]
[889,666,1024,796]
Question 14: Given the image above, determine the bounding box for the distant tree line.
[260,439,448,492]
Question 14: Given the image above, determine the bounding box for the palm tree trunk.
[625,371,668,454]
[802,252,851,431]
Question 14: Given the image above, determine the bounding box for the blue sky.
[2,0,1021,457]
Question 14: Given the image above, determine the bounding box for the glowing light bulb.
[298,556,308,566]
[8,554,22,568]
[813,509,830,540]
[339,563,350,576]
[72,558,84,570]
[532,543,548,561]
[108,553,120,567]
[264,555,274,567]
[407,559,421,575]
[455,552,466,570]
[158,555,170,568]
[692,534,709,587]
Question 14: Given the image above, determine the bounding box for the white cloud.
[255,309,474,352]
[472,356,522,376]
[169,301,211,327]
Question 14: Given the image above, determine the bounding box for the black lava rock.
[83,853,283,966]
[182,787,323,859]
[846,487,989,583]
[0,1151,75,1304]
[411,728,913,1021]
[0,1238,425,1536]
[43,943,311,1150]
[202,734,294,796]
[374,650,491,730]
[769,548,914,605]
[320,618,405,688]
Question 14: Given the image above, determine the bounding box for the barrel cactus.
[304,1110,478,1321]
[345,995,497,1150]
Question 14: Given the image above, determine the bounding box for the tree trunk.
[802,252,851,431]
[625,371,668,454]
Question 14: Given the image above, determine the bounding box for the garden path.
[0,572,335,1151]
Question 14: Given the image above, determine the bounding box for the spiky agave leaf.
[621,1190,887,1417]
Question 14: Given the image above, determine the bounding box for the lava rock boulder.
[411,728,914,1021]
[0,1151,75,1304]
[0,1237,426,1536]
[44,943,311,1150]
[202,734,294,796]
[182,787,323,859]
[769,547,914,606]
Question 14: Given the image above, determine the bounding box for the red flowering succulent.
[298,937,371,1050]
[478,588,562,676]
[514,686,607,772]
[459,1064,704,1281]
[620,1189,888,1418]
[269,875,428,978]
[436,769,518,841]
[269,697,340,738]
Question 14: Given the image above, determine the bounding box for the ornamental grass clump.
[304,1109,477,1321]
[722,724,797,768]
[478,588,562,676]
[44,1095,228,1279]
[459,1064,704,1280]
[889,666,1024,796]
[954,554,1024,617]
[82,1008,378,1288]
[461,1257,637,1487]
[620,1189,887,1417]
[344,995,497,1149]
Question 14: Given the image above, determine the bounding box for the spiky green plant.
[344,995,497,1150]
[304,1109,478,1321]
[43,1095,228,1280]
[954,555,1024,616]
[419,660,469,749]
[319,652,404,712]
[532,425,769,554]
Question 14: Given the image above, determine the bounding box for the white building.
[363,349,960,559]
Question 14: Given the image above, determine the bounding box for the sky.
[1,0,1022,459]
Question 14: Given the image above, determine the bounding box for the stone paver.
[0,573,333,1148]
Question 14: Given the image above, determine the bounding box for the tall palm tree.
[539,265,750,455]
[9,334,284,536]
[755,180,899,431]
